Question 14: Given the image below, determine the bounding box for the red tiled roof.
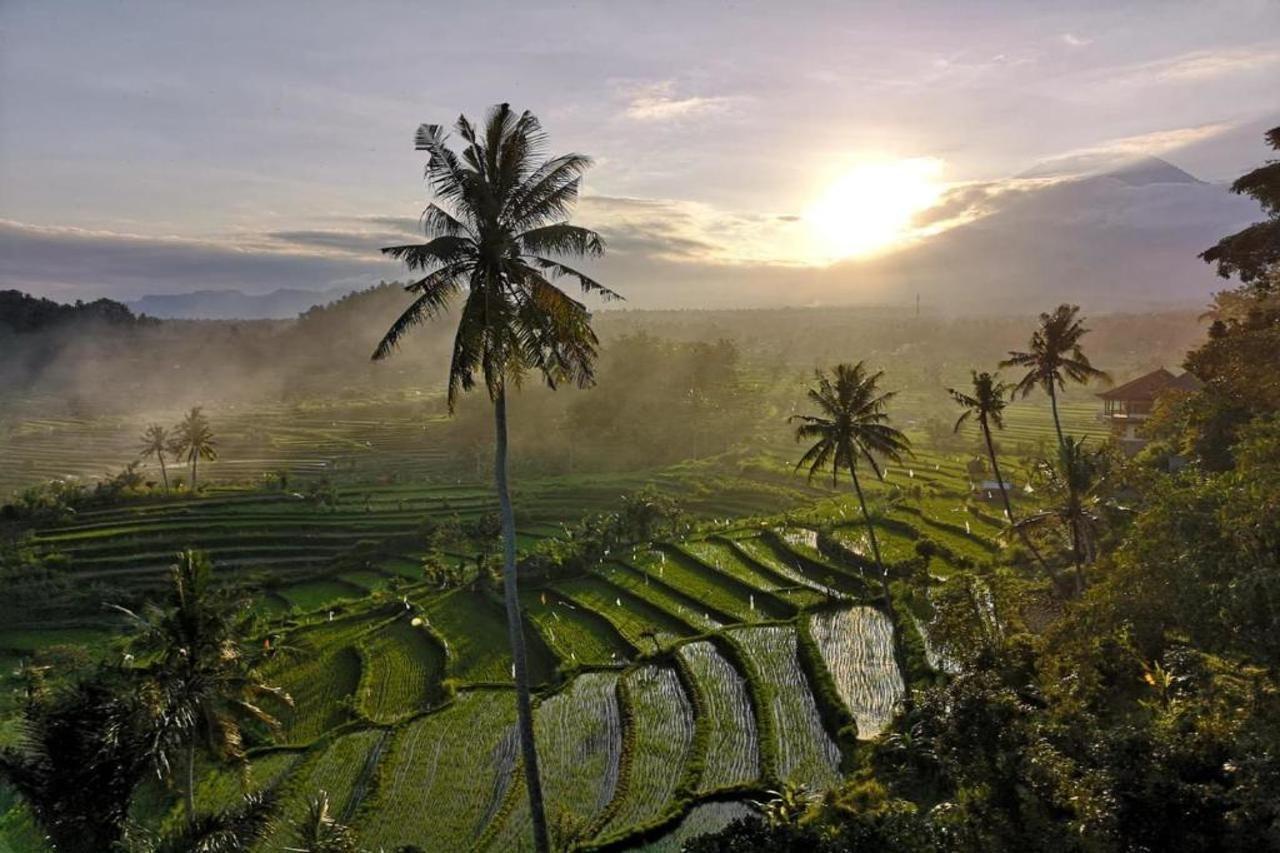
[1097,368,1177,401]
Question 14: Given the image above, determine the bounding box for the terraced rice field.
[596,562,724,632]
[268,640,363,745]
[632,801,757,853]
[485,671,623,849]
[552,575,696,650]
[358,689,519,851]
[730,535,856,598]
[418,589,556,685]
[681,539,826,608]
[631,548,790,623]
[598,666,696,839]
[809,607,905,739]
[679,641,760,792]
[730,626,842,788]
[357,617,447,722]
[524,590,635,666]
[256,728,389,851]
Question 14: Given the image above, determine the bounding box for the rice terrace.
[3,3,1280,852]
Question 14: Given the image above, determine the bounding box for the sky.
[1,0,1277,307]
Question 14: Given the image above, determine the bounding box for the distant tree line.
[0,290,150,334]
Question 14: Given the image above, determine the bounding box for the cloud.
[620,81,739,121]
[580,195,808,266]
[1060,33,1090,48]
[1154,46,1280,81]
[0,219,396,300]
[1023,122,1234,177]
[1089,46,1280,91]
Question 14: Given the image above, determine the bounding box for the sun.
[805,157,945,261]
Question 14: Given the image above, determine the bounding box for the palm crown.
[792,362,911,484]
[948,371,1011,433]
[122,551,287,787]
[138,424,169,459]
[171,407,217,466]
[1001,304,1110,398]
[373,103,621,409]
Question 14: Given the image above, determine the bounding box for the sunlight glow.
[805,157,945,261]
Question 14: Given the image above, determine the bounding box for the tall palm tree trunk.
[1067,515,1086,596]
[494,389,550,853]
[184,740,197,826]
[980,418,1054,584]
[848,463,911,705]
[190,455,198,493]
[159,452,170,493]
[1047,382,1065,448]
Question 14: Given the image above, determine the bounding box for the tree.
[0,672,151,853]
[138,424,172,493]
[118,550,289,826]
[170,407,217,492]
[791,363,912,692]
[145,790,278,853]
[1015,437,1114,594]
[291,791,361,853]
[1200,126,1280,295]
[947,371,1053,583]
[372,103,619,853]
[1001,305,1110,448]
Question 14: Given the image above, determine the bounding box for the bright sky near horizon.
[1,0,1277,305]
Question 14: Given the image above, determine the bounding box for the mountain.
[1015,153,1202,185]
[813,156,1261,313]
[128,286,356,319]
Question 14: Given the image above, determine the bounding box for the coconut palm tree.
[372,103,619,853]
[0,673,151,853]
[948,371,1054,582]
[148,790,278,853]
[290,791,360,853]
[1001,304,1110,448]
[138,423,172,493]
[117,550,290,826]
[171,407,217,492]
[1015,437,1115,595]
[791,363,912,690]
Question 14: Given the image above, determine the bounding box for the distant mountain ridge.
[120,156,1263,318]
[814,155,1260,313]
[128,286,356,319]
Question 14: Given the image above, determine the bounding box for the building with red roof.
[1097,367,1201,450]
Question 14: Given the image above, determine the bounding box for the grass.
[357,689,519,852]
[552,576,696,651]
[486,671,623,850]
[357,617,447,723]
[730,626,842,789]
[417,588,556,685]
[678,641,760,793]
[629,801,756,852]
[598,666,696,840]
[256,728,389,851]
[808,607,904,740]
[523,590,635,667]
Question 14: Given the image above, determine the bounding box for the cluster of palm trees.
[0,550,290,851]
[5,103,1118,851]
[137,407,218,493]
[789,305,1111,693]
[370,105,1121,850]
